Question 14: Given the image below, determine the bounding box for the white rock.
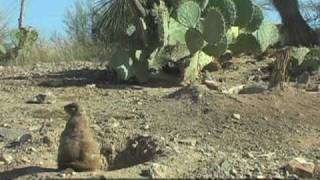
[0,154,14,164]
[232,113,241,120]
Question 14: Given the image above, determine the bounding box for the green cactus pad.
[166,18,188,45]
[253,21,280,52]
[247,5,264,32]
[207,0,236,28]
[289,47,310,68]
[232,0,254,28]
[203,36,228,58]
[229,33,261,55]
[0,44,6,55]
[184,51,212,82]
[185,28,204,54]
[300,48,320,73]
[110,49,135,80]
[176,1,201,28]
[203,8,226,45]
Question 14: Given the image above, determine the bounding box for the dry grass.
[2,36,112,66]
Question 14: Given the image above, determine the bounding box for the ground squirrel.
[57,102,103,172]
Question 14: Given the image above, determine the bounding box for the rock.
[0,153,14,164]
[26,93,55,104]
[306,84,320,92]
[0,127,32,147]
[314,164,320,177]
[285,158,315,178]
[221,85,245,95]
[142,163,167,179]
[244,152,254,159]
[86,84,96,88]
[232,114,241,120]
[204,80,220,90]
[239,83,268,94]
[20,157,30,163]
[256,175,266,179]
[178,138,197,147]
[143,124,150,130]
[28,147,38,152]
[107,118,120,129]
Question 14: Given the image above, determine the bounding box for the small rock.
[313,164,320,177]
[306,84,319,92]
[26,93,55,104]
[239,83,268,94]
[204,80,220,90]
[0,127,31,146]
[29,147,38,152]
[86,84,96,88]
[256,175,266,179]
[178,138,197,147]
[21,157,30,163]
[232,113,241,120]
[0,154,14,164]
[230,168,237,176]
[143,124,150,130]
[2,123,10,128]
[221,85,245,95]
[142,163,167,178]
[285,157,315,178]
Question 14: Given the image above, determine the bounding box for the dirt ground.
[0,58,319,179]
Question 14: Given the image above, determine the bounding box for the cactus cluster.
[110,0,278,82]
[285,47,320,76]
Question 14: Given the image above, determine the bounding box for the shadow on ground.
[0,68,182,89]
[0,166,57,179]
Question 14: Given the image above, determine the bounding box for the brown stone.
[314,164,320,177]
[285,158,315,178]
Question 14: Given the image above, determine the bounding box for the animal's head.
[64,102,81,116]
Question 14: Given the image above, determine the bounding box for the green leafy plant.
[99,0,274,83]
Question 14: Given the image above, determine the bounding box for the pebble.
[143,163,167,178]
[143,124,150,130]
[204,80,220,90]
[21,157,30,163]
[232,113,241,120]
[86,84,96,88]
[178,138,197,147]
[0,153,14,164]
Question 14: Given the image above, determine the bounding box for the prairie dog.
[57,102,103,171]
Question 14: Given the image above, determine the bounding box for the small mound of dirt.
[166,85,208,103]
[102,135,164,170]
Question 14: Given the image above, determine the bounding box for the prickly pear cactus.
[0,44,5,55]
[203,36,228,58]
[300,48,320,73]
[176,1,201,28]
[232,0,254,28]
[184,51,212,81]
[207,0,236,28]
[247,5,264,32]
[108,0,270,83]
[185,28,204,54]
